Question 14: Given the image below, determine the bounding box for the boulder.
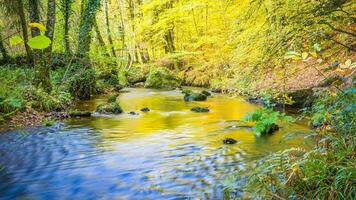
[201,90,212,96]
[184,93,207,101]
[191,107,210,113]
[96,96,123,114]
[96,102,123,114]
[145,67,181,89]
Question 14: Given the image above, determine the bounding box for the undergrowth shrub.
[145,67,181,89]
[228,84,356,199]
[67,68,97,100]
[23,87,61,112]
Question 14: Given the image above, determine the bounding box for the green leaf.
[9,35,23,46]
[27,35,51,50]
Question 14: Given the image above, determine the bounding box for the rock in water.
[184,93,207,101]
[96,95,123,114]
[128,111,139,115]
[96,102,123,114]
[261,123,279,134]
[201,90,211,96]
[223,138,238,144]
[191,107,210,113]
[69,111,92,117]
[140,107,150,112]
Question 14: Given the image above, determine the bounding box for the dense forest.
[0,0,355,199]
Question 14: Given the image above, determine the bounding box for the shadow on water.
[0,88,312,199]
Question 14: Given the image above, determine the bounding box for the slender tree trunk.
[61,0,73,54]
[164,0,175,53]
[28,0,40,37]
[0,31,10,61]
[77,0,101,57]
[104,0,116,57]
[117,0,126,68]
[45,0,56,55]
[93,19,109,56]
[16,0,34,64]
[127,0,136,67]
[34,0,56,93]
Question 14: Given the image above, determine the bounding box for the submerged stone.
[69,111,92,117]
[140,107,150,112]
[128,111,139,115]
[223,138,238,144]
[191,107,210,113]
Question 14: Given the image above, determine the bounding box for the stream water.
[0,88,312,199]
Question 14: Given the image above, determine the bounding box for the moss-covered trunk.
[76,0,101,57]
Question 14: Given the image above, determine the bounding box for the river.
[0,88,312,199]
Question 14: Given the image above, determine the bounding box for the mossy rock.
[184,93,207,101]
[181,88,192,95]
[191,107,210,113]
[201,90,211,96]
[126,67,147,85]
[96,102,123,114]
[145,67,181,89]
[107,95,118,103]
[69,111,92,117]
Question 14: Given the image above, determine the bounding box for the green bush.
[145,67,181,89]
[67,68,97,100]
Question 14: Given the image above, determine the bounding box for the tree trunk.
[164,0,175,53]
[45,0,56,55]
[60,0,73,55]
[127,0,137,67]
[164,29,175,53]
[104,0,116,57]
[77,0,101,57]
[28,0,40,37]
[16,0,34,64]
[117,0,126,68]
[0,31,10,61]
[93,18,109,56]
